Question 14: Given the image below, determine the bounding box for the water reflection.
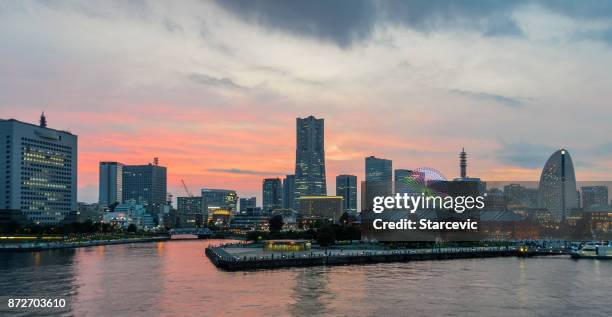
[290,268,329,316]
[1,241,611,317]
[0,250,77,316]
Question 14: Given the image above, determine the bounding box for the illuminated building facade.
[263,240,311,252]
[298,196,344,223]
[538,149,578,222]
[295,116,327,204]
[0,116,77,225]
[202,188,238,214]
[262,178,282,211]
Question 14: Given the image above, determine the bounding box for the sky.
[1,0,611,205]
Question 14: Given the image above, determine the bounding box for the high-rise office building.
[282,174,297,210]
[0,115,77,224]
[538,149,578,222]
[363,156,392,211]
[201,189,238,213]
[177,196,206,214]
[336,175,357,214]
[262,178,282,211]
[295,116,327,203]
[365,156,392,188]
[239,197,256,212]
[581,186,608,208]
[123,163,167,212]
[99,161,124,207]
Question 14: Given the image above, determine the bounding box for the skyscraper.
[365,156,392,186]
[581,186,608,208]
[123,162,167,212]
[538,149,578,222]
[295,116,326,203]
[0,115,78,224]
[336,175,357,214]
[282,174,297,210]
[99,161,124,207]
[365,156,392,192]
[262,178,282,211]
[363,156,392,211]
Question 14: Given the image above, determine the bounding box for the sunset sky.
[1,1,611,204]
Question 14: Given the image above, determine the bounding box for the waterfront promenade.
[206,243,568,271]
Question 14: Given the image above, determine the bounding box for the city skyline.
[1,1,612,203]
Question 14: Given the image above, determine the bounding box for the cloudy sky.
[1,0,611,204]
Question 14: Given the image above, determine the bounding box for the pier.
[206,244,569,271]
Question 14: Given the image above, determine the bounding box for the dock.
[206,244,568,271]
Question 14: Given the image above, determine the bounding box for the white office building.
[0,114,78,225]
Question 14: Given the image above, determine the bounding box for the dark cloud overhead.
[540,0,612,20]
[207,168,280,176]
[215,0,527,47]
[188,73,246,90]
[451,89,525,108]
[215,0,377,47]
[381,0,524,36]
[215,0,612,47]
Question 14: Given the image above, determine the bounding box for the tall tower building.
[336,175,357,214]
[99,161,124,207]
[262,178,282,211]
[282,174,297,210]
[460,148,467,178]
[295,116,327,201]
[0,115,78,224]
[538,149,578,222]
[123,162,167,212]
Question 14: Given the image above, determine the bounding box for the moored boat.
[570,242,612,259]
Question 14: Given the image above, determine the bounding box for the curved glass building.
[538,149,578,222]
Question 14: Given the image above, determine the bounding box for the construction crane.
[181,179,194,197]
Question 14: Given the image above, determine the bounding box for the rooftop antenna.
[40,111,47,128]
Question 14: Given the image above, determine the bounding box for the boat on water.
[570,242,612,259]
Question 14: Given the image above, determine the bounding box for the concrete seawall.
[0,236,170,252]
[205,246,546,271]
